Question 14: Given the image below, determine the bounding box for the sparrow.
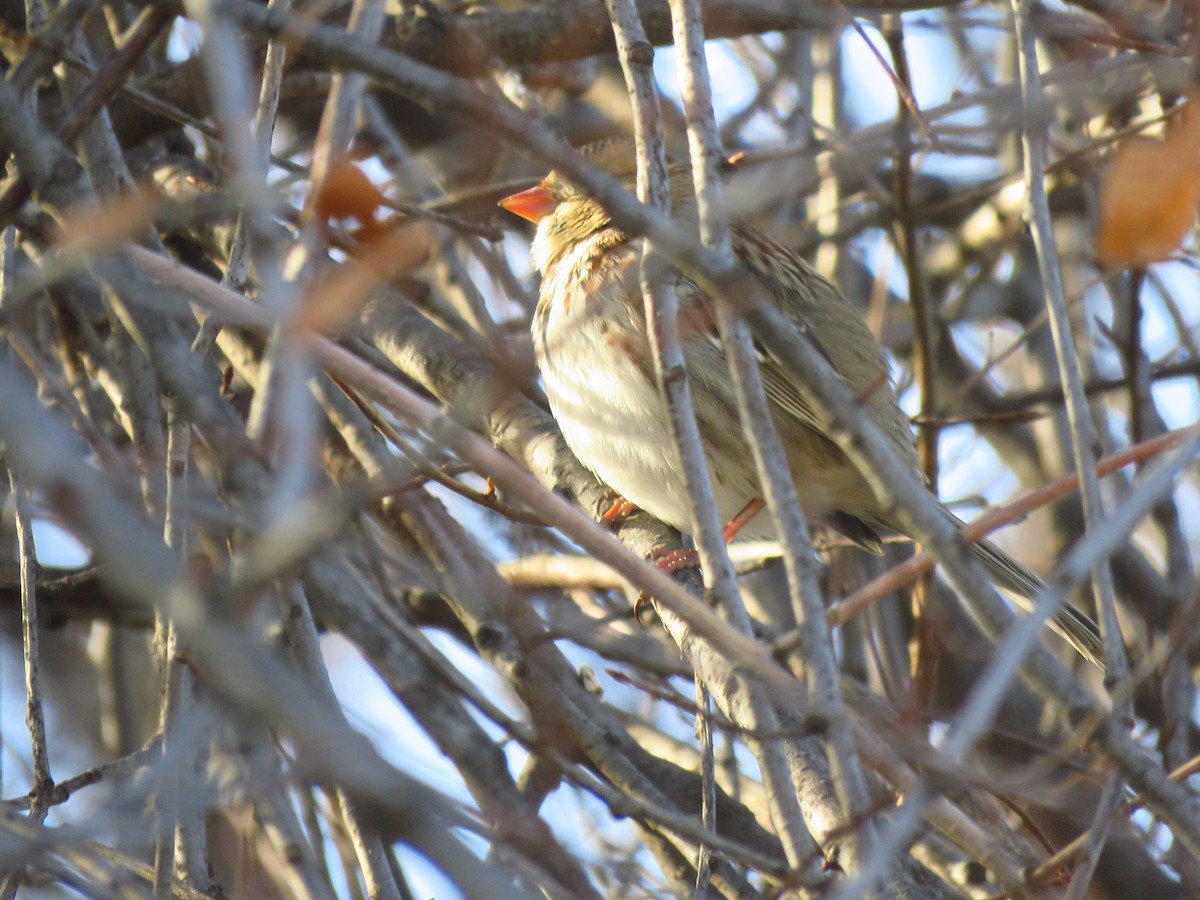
[501,138,1103,667]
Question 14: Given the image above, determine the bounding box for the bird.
[500,138,1104,667]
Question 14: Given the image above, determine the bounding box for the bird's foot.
[633,548,701,624]
[601,493,639,527]
[630,500,765,625]
[649,546,701,574]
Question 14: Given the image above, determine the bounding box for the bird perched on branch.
[501,138,1103,667]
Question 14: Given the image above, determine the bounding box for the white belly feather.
[539,311,696,533]
[535,246,768,536]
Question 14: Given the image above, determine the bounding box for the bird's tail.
[848,506,1105,666]
[957,520,1105,668]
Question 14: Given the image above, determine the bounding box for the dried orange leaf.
[1096,94,1200,267]
[312,159,386,225]
[296,221,433,335]
[56,186,161,260]
[348,219,394,250]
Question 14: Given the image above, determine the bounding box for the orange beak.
[499,184,556,223]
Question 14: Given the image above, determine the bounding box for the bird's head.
[500,138,696,273]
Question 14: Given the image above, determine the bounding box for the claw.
[633,592,653,625]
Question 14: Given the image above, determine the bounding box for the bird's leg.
[634,498,767,623]
[600,491,639,527]
[722,498,766,542]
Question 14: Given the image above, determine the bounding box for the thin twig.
[604,0,824,881]
[809,425,1197,634]
[670,0,878,874]
[1011,0,1129,686]
[0,470,53,900]
[831,424,1200,897]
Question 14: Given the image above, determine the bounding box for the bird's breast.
[535,285,699,533]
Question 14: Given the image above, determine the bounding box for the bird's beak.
[499,184,556,223]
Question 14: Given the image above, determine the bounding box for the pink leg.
[722,498,766,542]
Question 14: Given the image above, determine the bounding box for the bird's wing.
[755,334,840,437]
[675,269,830,436]
[731,223,920,467]
[718,228,858,437]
